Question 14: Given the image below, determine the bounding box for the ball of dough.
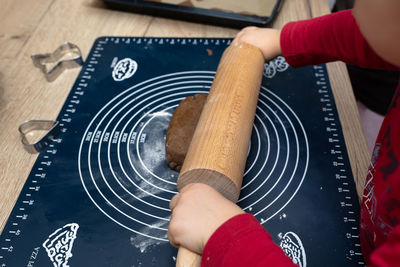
[165,94,208,171]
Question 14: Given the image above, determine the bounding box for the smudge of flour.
[130,220,169,253]
[130,235,162,253]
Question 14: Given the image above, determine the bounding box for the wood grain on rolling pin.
[177,42,265,203]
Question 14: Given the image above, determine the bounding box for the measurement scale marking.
[315,66,363,261]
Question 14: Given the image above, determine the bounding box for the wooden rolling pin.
[175,42,265,267]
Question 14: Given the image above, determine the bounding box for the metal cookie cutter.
[31,42,84,82]
[18,120,61,154]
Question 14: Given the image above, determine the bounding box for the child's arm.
[201,213,297,266]
[234,10,399,71]
[168,183,296,266]
[168,183,244,255]
[232,27,281,61]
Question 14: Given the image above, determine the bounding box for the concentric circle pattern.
[78,71,309,242]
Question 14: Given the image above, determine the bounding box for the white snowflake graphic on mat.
[43,223,79,267]
[279,231,307,267]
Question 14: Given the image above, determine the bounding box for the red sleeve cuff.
[280,19,307,68]
[280,10,399,70]
[201,213,296,266]
[280,10,356,67]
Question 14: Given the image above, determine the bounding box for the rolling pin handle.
[176,247,201,267]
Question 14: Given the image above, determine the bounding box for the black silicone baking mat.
[0,37,364,266]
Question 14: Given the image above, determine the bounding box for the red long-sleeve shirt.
[201,10,400,267]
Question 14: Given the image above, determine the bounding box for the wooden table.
[0,0,369,234]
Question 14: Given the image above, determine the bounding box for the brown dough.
[165,94,208,171]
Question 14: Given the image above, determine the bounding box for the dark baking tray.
[103,0,283,28]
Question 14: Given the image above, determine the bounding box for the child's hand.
[168,183,244,254]
[233,26,282,61]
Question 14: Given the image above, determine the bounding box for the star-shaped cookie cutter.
[18,120,61,153]
[31,42,84,82]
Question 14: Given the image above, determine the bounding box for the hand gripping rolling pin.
[175,42,265,266]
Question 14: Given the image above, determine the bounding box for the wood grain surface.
[0,0,369,236]
[177,42,264,202]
